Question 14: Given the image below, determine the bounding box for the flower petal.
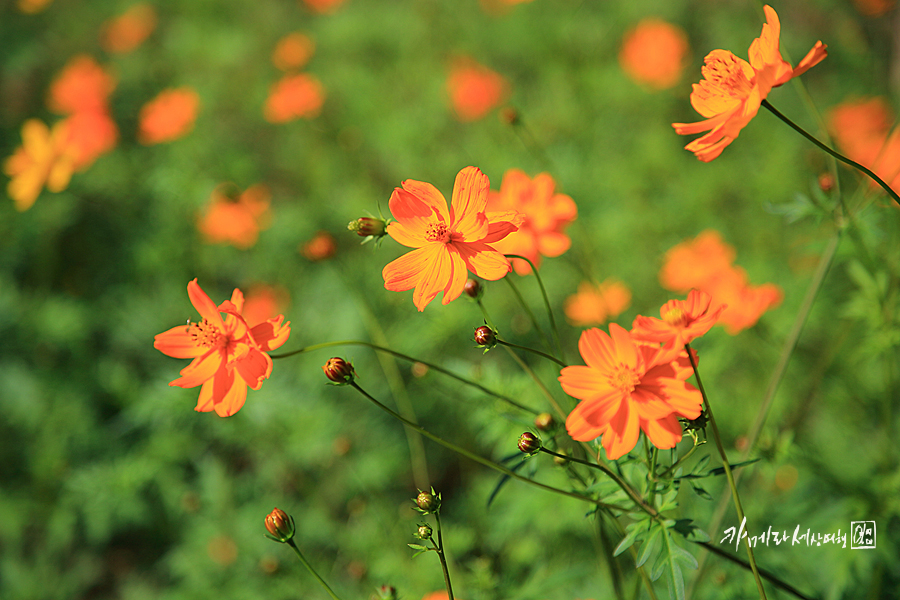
[450,166,490,240]
[412,244,451,311]
[170,349,223,388]
[154,324,206,358]
[235,348,273,390]
[480,210,523,243]
[791,41,827,79]
[251,316,291,351]
[642,414,684,450]
[213,370,248,417]
[396,180,450,223]
[383,245,436,292]
[441,245,469,305]
[603,400,640,460]
[455,242,511,281]
[188,279,226,331]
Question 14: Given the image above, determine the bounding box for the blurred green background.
[2,0,899,598]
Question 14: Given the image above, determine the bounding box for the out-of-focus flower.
[264,73,325,123]
[382,166,522,311]
[18,0,53,14]
[705,267,783,335]
[272,32,315,71]
[300,230,337,261]
[4,119,77,211]
[852,0,895,16]
[197,184,271,249]
[242,284,290,328]
[632,289,723,348]
[47,55,117,115]
[619,18,690,90]
[153,279,291,417]
[828,97,900,192]
[485,169,577,274]
[301,0,345,14]
[673,5,827,161]
[447,59,509,122]
[138,87,201,144]
[62,111,119,171]
[559,324,702,460]
[101,4,157,54]
[659,229,736,292]
[564,279,631,327]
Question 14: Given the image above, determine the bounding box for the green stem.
[695,542,816,600]
[762,99,900,207]
[502,345,568,420]
[505,254,565,362]
[504,276,552,351]
[497,339,567,367]
[286,539,343,600]
[271,340,538,414]
[476,298,497,331]
[685,344,768,600]
[347,381,624,511]
[433,513,454,600]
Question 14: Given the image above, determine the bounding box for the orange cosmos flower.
[197,184,271,249]
[101,4,157,54]
[828,97,900,192]
[485,169,577,275]
[705,267,783,335]
[272,32,315,71]
[242,284,290,328]
[560,324,702,460]
[631,289,723,348]
[47,55,117,115]
[564,279,631,327]
[672,5,827,162]
[659,229,736,292]
[138,87,201,145]
[382,166,522,311]
[18,0,52,14]
[619,19,690,90]
[264,73,325,123]
[153,279,291,417]
[62,110,119,171]
[300,230,337,261]
[4,119,77,211]
[852,0,895,16]
[447,59,509,122]
[301,0,345,13]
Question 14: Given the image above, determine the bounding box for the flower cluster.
[265,31,325,123]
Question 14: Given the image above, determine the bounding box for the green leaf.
[407,544,427,551]
[635,525,662,568]
[613,524,643,557]
[689,481,712,501]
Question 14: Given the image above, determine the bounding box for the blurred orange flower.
[301,0,345,13]
[138,87,201,145]
[300,230,337,261]
[153,279,291,417]
[447,59,509,122]
[673,5,827,161]
[272,32,315,71]
[852,0,895,16]
[559,324,702,459]
[485,169,577,274]
[17,0,53,14]
[382,166,522,311]
[4,119,77,211]
[198,184,271,249]
[47,55,117,115]
[632,289,723,348]
[564,279,631,327]
[101,4,157,54]
[242,284,291,328]
[705,267,783,335]
[62,110,119,171]
[828,97,900,192]
[264,73,325,123]
[659,229,736,292]
[619,19,690,90]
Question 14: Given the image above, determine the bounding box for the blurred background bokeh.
[2,0,899,598]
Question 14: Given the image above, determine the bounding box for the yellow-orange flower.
[242,284,290,328]
[153,279,290,417]
[382,166,522,311]
[47,55,117,115]
[673,5,827,161]
[560,324,702,460]
[619,19,690,90]
[631,289,723,348]
[101,4,157,54]
[62,111,119,171]
[659,229,736,292]
[485,169,577,275]
[272,32,315,71]
[705,267,783,335]
[4,119,77,211]
[264,73,325,123]
[564,279,631,327]
[828,97,900,193]
[197,184,271,249]
[138,87,201,145]
[447,59,509,122]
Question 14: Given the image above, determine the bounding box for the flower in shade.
[559,324,702,459]
[272,32,315,71]
[138,87,201,145]
[300,230,337,261]
[619,18,690,90]
[631,289,724,348]
[447,59,509,122]
[4,119,77,211]
[264,73,325,123]
[485,169,577,275]
[197,184,271,249]
[47,55,117,115]
[101,4,157,54]
[659,229,736,292]
[564,279,631,327]
[672,5,827,162]
[382,166,522,311]
[153,279,291,417]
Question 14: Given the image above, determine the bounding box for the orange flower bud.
[416,523,433,540]
[415,490,440,513]
[348,216,387,238]
[534,413,555,431]
[322,357,355,384]
[474,325,496,348]
[264,508,295,542]
[463,278,483,299]
[517,432,541,454]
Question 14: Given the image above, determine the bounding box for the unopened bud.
[517,432,541,454]
[499,107,519,126]
[534,412,555,431]
[348,217,388,238]
[415,490,440,513]
[416,523,433,540]
[323,357,355,384]
[474,325,497,348]
[464,278,483,299]
[264,507,295,542]
[818,172,834,193]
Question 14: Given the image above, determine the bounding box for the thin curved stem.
[286,540,343,600]
[504,276,552,351]
[433,513,454,600]
[502,345,568,420]
[271,340,538,414]
[497,339,567,367]
[505,254,565,361]
[762,99,900,207]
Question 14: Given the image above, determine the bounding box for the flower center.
[425,221,451,243]
[610,365,640,394]
[190,319,226,348]
[662,307,687,327]
[701,52,753,98]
